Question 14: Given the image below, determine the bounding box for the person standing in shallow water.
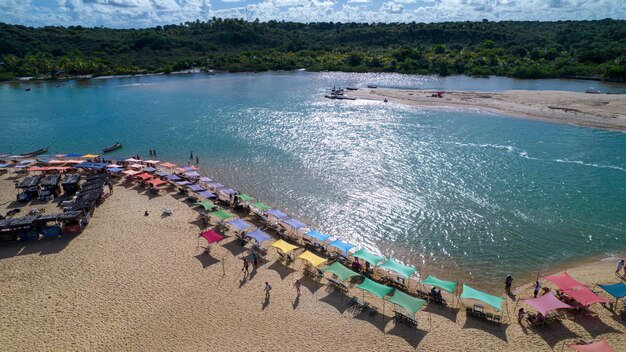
[505,275,513,294]
[533,281,541,298]
[616,259,624,275]
[196,156,199,164]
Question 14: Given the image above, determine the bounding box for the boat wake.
[554,158,625,172]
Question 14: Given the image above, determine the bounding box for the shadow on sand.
[319,290,350,314]
[462,315,509,342]
[194,252,220,269]
[267,260,296,280]
[0,233,78,260]
[387,322,429,349]
[423,303,460,323]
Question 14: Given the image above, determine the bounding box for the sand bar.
[1,170,625,351]
[349,89,626,130]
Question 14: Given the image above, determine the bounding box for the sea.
[1,72,625,289]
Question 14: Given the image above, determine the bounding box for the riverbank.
[1,172,624,351]
[350,88,626,131]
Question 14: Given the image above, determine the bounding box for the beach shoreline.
[349,88,626,131]
[1,171,625,351]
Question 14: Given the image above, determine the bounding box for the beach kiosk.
[16,176,40,202]
[61,174,81,194]
[40,174,62,199]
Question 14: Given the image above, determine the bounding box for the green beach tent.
[421,275,458,293]
[356,277,394,299]
[209,208,235,222]
[352,248,385,266]
[460,284,505,311]
[386,289,427,315]
[250,202,271,211]
[378,258,417,279]
[195,200,216,211]
[238,194,255,202]
[322,262,362,282]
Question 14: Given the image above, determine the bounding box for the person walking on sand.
[518,308,525,323]
[242,258,250,276]
[505,275,513,294]
[533,281,541,298]
[264,282,272,299]
[616,259,624,275]
[294,279,301,296]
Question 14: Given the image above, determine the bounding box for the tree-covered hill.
[1,18,625,80]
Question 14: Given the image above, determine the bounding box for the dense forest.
[1,18,625,80]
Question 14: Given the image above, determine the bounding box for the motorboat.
[103,142,122,153]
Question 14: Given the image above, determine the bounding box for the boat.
[585,87,600,94]
[325,95,356,100]
[103,142,122,153]
[19,147,48,158]
[346,87,358,91]
[367,85,378,89]
[25,88,31,91]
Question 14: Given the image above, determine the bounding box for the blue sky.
[1,0,624,28]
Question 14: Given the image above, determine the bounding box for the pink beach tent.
[568,339,615,352]
[160,162,177,168]
[200,229,225,244]
[544,272,586,290]
[522,293,573,315]
[563,287,610,307]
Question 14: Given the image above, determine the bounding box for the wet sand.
[349,89,626,130]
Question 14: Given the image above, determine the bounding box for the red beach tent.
[147,178,167,187]
[563,287,610,307]
[568,339,615,352]
[544,272,586,290]
[200,229,225,244]
[522,293,573,315]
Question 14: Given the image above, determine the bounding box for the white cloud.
[0,0,623,27]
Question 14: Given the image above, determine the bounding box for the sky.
[0,0,624,28]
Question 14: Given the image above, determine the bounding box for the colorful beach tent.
[65,153,84,158]
[209,209,235,222]
[195,200,216,211]
[147,178,166,187]
[322,262,361,281]
[135,173,152,180]
[156,171,170,177]
[545,272,586,290]
[282,218,306,230]
[144,160,160,164]
[160,162,176,168]
[563,287,610,307]
[460,285,505,311]
[207,182,224,189]
[226,218,253,232]
[48,159,67,164]
[200,229,225,244]
[246,229,272,243]
[129,163,144,169]
[220,188,237,196]
[238,194,255,202]
[108,167,123,173]
[199,176,212,182]
[298,251,326,267]
[166,174,182,181]
[352,248,385,266]
[106,164,122,168]
[266,209,288,219]
[270,239,299,254]
[599,282,626,300]
[328,239,355,254]
[421,275,458,293]
[185,171,200,178]
[522,293,573,316]
[356,278,394,299]
[125,158,141,162]
[306,229,332,242]
[251,202,272,212]
[378,259,416,279]
[386,289,428,315]
[64,159,85,164]
[144,167,157,173]
[568,340,615,352]
[188,184,205,192]
[197,191,217,199]
[123,170,140,176]
[81,154,99,158]
[75,162,108,169]
[176,181,192,186]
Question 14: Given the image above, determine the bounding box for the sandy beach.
[348,89,626,131]
[1,171,625,351]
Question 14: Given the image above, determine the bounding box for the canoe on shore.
[19,147,48,158]
[103,142,122,153]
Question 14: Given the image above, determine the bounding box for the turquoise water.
[1,72,625,289]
